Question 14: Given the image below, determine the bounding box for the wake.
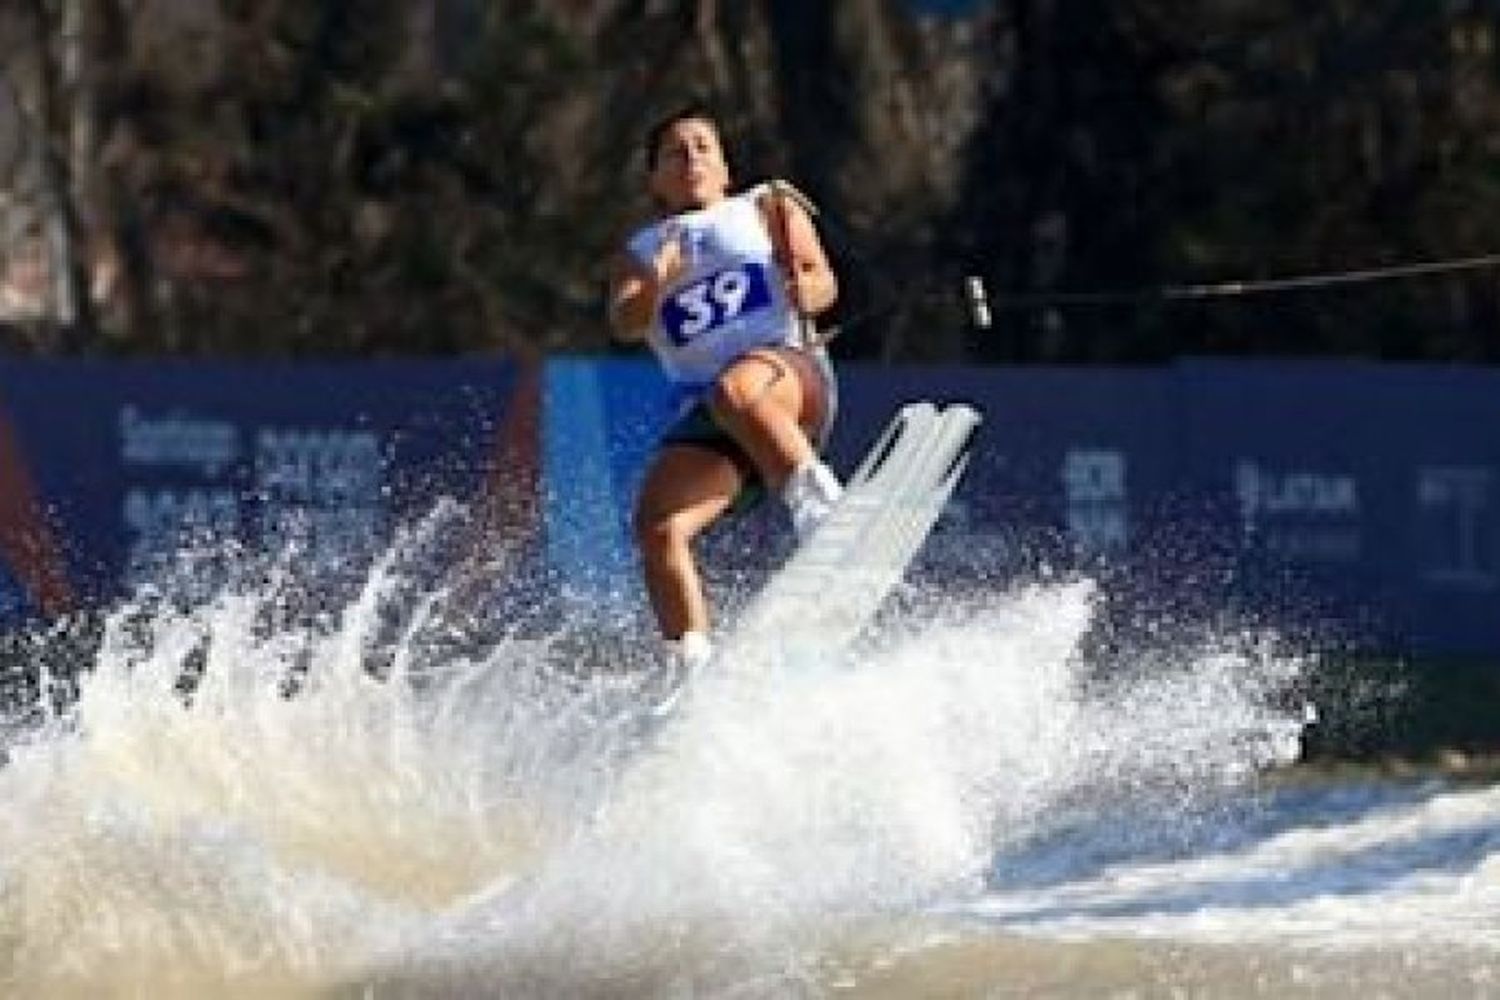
[0,502,1312,998]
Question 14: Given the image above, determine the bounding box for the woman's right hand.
[650,225,690,289]
[610,227,687,342]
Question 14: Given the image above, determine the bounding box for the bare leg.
[707,349,820,490]
[633,444,743,639]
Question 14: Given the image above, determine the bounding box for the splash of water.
[0,504,1310,997]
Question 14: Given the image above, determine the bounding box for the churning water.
[0,503,1494,998]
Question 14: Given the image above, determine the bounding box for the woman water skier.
[608,103,845,669]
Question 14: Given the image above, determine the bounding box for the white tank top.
[626,184,806,386]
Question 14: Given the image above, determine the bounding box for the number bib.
[660,262,775,347]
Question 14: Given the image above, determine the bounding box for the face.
[648,117,731,212]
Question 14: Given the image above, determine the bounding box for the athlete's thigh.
[635,443,745,535]
[718,347,832,441]
[716,348,805,419]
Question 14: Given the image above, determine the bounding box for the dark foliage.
[3,0,1499,362]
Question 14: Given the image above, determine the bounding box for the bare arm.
[759,182,838,318]
[607,253,656,343]
[608,229,689,343]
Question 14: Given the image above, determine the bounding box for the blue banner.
[0,356,1494,658]
[0,358,532,618]
[539,358,1500,657]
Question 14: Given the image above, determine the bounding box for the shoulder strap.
[755,179,823,347]
[756,178,819,217]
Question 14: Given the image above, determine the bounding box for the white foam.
[0,506,1338,996]
[969,779,1500,950]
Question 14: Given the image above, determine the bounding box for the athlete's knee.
[633,504,697,558]
[710,355,797,423]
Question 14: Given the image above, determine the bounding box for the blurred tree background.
[2,0,1499,362]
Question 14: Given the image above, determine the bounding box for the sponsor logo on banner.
[1416,466,1496,589]
[120,406,241,474]
[119,407,386,584]
[1234,460,1362,563]
[1063,448,1129,556]
[254,427,383,561]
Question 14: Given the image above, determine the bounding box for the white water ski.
[717,401,981,668]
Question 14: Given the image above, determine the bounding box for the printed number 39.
[674,269,751,340]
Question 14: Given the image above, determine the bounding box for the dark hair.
[644,100,722,171]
